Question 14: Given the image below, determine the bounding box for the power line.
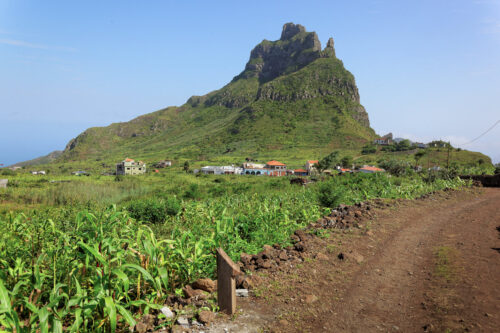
[459,120,500,146]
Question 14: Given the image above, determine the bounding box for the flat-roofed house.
[242,162,268,175]
[116,158,146,175]
[0,179,7,188]
[201,166,243,175]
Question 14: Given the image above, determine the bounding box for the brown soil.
[207,188,500,333]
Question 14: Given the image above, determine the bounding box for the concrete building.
[116,158,146,175]
[200,165,243,175]
[305,160,318,173]
[0,179,8,188]
[373,133,393,145]
[241,161,287,176]
[294,169,308,176]
[156,160,172,168]
[266,160,287,176]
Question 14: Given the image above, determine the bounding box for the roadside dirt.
[206,188,500,332]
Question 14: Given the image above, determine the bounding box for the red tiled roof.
[294,169,307,173]
[124,158,134,162]
[307,160,318,164]
[360,166,384,172]
[340,168,351,172]
[266,160,286,166]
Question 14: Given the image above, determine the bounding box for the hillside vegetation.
[57,23,375,169]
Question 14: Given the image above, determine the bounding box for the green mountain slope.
[10,150,63,168]
[61,23,375,165]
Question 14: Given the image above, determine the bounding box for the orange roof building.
[305,160,319,172]
[266,160,286,166]
[359,166,384,173]
[117,158,146,175]
[265,160,286,177]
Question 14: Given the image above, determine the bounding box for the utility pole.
[446,141,451,169]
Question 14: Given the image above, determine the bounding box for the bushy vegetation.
[126,197,181,223]
[0,168,472,331]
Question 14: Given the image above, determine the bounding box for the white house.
[305,160,318,173]
[201,165,243,175]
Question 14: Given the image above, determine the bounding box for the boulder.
[294,229,308,242]
[183,285,205,299]
[242,274,261,289]
[161,306,174,319]
[236,289,249,297]
[192,278,215,293]
[315,253,329,261]
[198,310,215,324]
[294,242,305,252]
[305,294,318,304]
[240,253,252,266]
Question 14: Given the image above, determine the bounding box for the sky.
[1,0,499,166]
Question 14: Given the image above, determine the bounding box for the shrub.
[379,159,412,176]
[316,180,345,208]
[126,198,168,224]
[0,169,15,176]
[165,196,181,216]
[361,144,377,154]
[183,183,202,200]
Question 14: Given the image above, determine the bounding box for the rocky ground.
[148,187,500,332]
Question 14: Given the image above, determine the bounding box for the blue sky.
[1,0,499,166]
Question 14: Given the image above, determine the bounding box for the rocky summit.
[61,23,375,164]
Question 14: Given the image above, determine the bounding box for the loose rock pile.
[134,277,218,332]
[237,201,374,276]
[312,202,373,229]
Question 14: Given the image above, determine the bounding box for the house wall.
[116,161,146,175]
[243,168,269,175]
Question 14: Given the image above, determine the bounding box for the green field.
[0,166,472,331]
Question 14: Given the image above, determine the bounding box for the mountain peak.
[238,23,323,82]
[280,22,306,40]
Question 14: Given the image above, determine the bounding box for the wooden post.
[216,248,241,315]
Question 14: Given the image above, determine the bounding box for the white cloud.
[0,38,76,52]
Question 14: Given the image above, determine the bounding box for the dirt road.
[209,188,500,333]
[331,188,500,332]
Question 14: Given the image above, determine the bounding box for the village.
[112,158,384,176]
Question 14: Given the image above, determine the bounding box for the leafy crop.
[0,172,466,331]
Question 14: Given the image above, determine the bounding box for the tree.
[316,151,339,173]
[395,139,412,151]
[495,163,500,175]
[361,144,377,155]
[340,156,353,168]
[414,150,426,167]
[183,161,190,173]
